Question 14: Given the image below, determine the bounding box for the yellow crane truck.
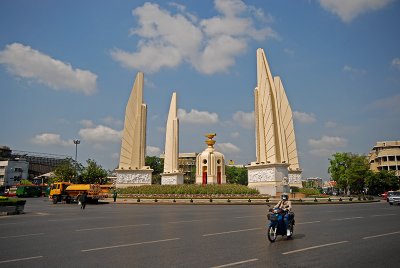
[49,182,103,204]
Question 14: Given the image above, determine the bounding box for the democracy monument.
[115,48,302,195]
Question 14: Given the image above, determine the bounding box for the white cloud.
[178,108,218,124]
[79,120,94,128]
[343,65,366,76]
[111,0,276,74]
[147,146,161,156]
[0,43,97,95]
[232,111,254,128]
[370,94,400,114]
[112,153,120,159]
[31,133,71,146]
[293,111,316,124]
[308,136,347,156]
[216,142,240,153]
[325,121,337,128]
[79,125,122,144]
[319,0,394,22]
[102,116,123,128]
[391,58,400,70]
[231,132,240,138]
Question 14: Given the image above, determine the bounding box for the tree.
[54,159,79,183]
[145,156,164,184]
[225,166,248,185]
[328,152,370,194]
[80,159,108,184]
[365,170,400,195]
[20,179,32,185]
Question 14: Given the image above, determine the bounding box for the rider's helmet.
[281,194,289,201]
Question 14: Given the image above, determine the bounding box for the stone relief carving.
[161,176,178,185]
[288,173,302,183]
[117,172,151,184]
[248,168,275,183]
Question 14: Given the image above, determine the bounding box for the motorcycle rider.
[274,193,293,236]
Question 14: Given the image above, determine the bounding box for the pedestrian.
[112,189,118,202]
[79,192,88,210]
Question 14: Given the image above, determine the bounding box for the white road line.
[76,223,150,231]
[81,238,180,252]
[210,258,259,268]
[0,233,45,239]
[370,214,397,217]
[234,215,264,219]
[282,241,349,255]
[49,216,106,222]
[0,256,43,264]
[296,221,321,225]
[363,231,400,240]
[203,228,262,237]
[168,220,202,224]
[331,216,363,221]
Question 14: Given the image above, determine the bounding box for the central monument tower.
[247,49,302,195]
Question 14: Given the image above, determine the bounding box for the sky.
[1,0,399,180]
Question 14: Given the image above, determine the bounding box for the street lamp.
[73,140,80,162]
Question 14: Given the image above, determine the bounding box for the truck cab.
[49,182,72,203]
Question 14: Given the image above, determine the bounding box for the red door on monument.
[202,167,207,184]
[217,167,221,184]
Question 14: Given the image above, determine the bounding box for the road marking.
[370,214,396,217]
[49,216,106,222]
[76,223,150,231]
[0,233,45,239]
[0,256,43,264]
[203,228,262,237]
[282,241,349,255]
[363,231,400,240]
[296,221,321,225]
[331,216,363,221]
[81,238,180,252]
[234,215,264,219]
[168,220,202,224]
[210,258,259,268]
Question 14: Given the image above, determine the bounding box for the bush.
[0,198,26,206]
[117,184,259,195]
[299,188,320,196]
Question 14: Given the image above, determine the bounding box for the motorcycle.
[267,207,295,242]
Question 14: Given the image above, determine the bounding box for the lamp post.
[73,140,80,162]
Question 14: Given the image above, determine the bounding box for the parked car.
[388,191,400,205]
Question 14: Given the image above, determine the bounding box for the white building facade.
[0,159,29,187]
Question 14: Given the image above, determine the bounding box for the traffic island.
[0,197,26,216]
[101,196,379,205]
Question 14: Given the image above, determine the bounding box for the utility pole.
[73,140,80,162]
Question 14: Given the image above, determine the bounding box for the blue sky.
[1,0,399,179]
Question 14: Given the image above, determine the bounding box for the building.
[0,158,29,187]
[369,141,400,178]
[160,152,198,183]
[302,177,323,189]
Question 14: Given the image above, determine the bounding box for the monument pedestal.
[289,169,303,188]
[161,172,184,185]
[115,168,153,188]
[246,163,290,196]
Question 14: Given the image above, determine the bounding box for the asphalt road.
[1,198,399,268]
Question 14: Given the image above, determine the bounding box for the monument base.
[289,169,303,188]
[115,168,153,188]
[161,172,184,185]
[246,163,290,196]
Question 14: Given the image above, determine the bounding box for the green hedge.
[0,197,26,206]
[299,188,321,196]
[117,184,259,195]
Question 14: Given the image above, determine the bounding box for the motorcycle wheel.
[267,226,277,242]
[287,224,294,239]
